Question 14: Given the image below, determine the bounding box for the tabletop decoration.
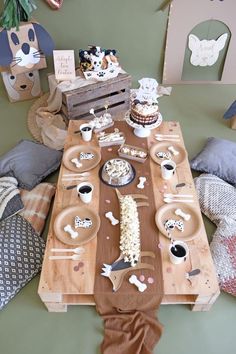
[79,45,121,81]
[118,144,148,163]
[97,128,125,147]
[89,107,114,133]
[101,189,155,292]
[100,158,135,187]
[137,176,147,189]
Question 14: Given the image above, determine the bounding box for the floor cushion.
[195,173,236,296]
[19,183,56,235]
[0,140,62,190]
[190,137,236,187]
[0,176,24,222]
[210,217,236,297]
[0,214,45,310]
[194,173,236,225]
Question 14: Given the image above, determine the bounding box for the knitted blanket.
[0,176,23,221]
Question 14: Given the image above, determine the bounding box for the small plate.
[54,205,100,246]
[155,202,201,241]
[63,145,101,172]
[150,142,187,166]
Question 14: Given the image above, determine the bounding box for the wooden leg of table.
[44,302,68,312]
[191,290,220,312]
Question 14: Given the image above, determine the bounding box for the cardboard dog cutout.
[0,22,54,75]
[1,70,41,102]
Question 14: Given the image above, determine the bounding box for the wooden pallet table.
[38,120,220,312]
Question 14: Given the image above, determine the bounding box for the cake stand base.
[125,112,163,138]
[133,127,151,138]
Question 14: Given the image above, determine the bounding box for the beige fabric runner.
[94,122,164,354]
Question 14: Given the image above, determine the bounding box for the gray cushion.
[0,140,62,190]
[0,214,45,310]
[190,137,236,186]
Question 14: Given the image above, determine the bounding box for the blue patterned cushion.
[0,214,45,310]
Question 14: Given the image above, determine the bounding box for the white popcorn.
[118,195,140,267]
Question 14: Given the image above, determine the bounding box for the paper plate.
[54,205,100,246]
[155,202,201,241]
[150,142,187,166]
[63,145,101,172]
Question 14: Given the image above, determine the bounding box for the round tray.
[150,142,187,166]
[99,163,136,188]
[63,145,101,172]
[54,205,100,246]
[155,202,201,241]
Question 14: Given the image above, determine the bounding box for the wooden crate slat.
[62,73,131,100]
[67,91,129,116]
[63,77,131,106]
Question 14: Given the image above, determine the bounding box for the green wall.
[0,0,169,93]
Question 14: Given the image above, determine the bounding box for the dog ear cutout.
[30,71,41,97]
[32,23,54,55]
[0,30,13,66]
[1,72,20,101]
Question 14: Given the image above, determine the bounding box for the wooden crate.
[61,73,131,120]
[38,120,220,313]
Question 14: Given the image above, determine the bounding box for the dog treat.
[64,224,79,239]
[104,159,130,179]
[129,274,147,292]
[175,208,191,221]
[74,216,92,229]
[164,219,184,232]
[80,152,94,160]
[137,177,147,189]
[71,158,82,168]
[97,128,125,146]
[156,151,172,160]
[105,211,119,226]
[118,195,140,266]
[168,146,180,156]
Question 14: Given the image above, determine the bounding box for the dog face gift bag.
[1,70,41,102]
[0,22,54,75]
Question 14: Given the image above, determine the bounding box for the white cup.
[77,182,94,204]
[80,123,93,142]
[161,159,176,180]
[168,240,189,265]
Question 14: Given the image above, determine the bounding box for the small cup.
[77,182,94,204]
[168,240,189,265]
[80,123,93,142]
[161,159,176,180]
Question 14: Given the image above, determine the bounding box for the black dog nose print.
[21,43,30,55]
[20,85,27,89]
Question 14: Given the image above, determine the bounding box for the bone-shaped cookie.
[175,208,191,221]
[168,145,179,156]
[71,158,82,168]
[105,211,119,225]
[137,177,146,189]
[64,224,79,239]
[129,274,147,292]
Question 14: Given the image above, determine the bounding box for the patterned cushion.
[195,173,236,296]
[190,137,236,186]
[194,173,236,225]
[0,176,24,222]
[210,217,236,297]
[19,183,56,235]
[0,214,45,310]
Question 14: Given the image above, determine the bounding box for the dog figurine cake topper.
[0,22,54,75]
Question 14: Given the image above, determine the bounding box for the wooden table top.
[38,120,219,308]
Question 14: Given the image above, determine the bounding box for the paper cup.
[161,159,176,180]
[77,182,94,204]
[80,123,93,142]
[169,240,189,265]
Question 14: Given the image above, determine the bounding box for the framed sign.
[53,50,76,81]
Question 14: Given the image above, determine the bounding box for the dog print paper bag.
[0,22,54,75]
[1,70,41,102]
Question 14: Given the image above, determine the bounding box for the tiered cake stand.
[125,112,163,138]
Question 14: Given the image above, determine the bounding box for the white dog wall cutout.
[188,33,228,67]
